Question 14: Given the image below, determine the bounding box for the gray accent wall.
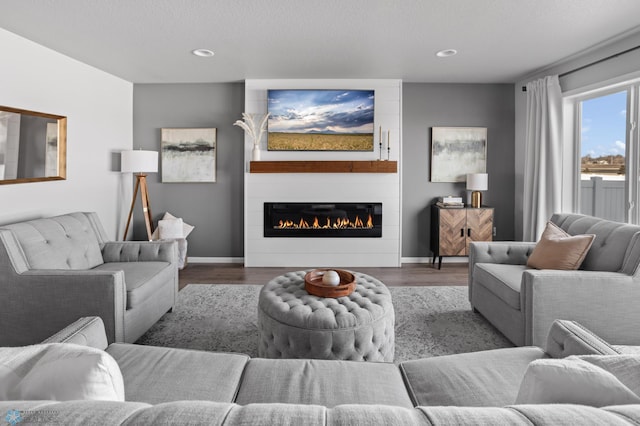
[402,83,515,258]
[132,83,245,257]
[133,82,515,260]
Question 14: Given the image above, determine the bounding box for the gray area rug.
[136,284,513,362]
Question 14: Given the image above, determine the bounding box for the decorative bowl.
[304,269,356,298]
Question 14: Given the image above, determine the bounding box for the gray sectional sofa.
[469,212,640,347]
[1,316,639,425]
[0,212,178,346]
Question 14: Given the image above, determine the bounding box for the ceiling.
[2,0,640,84]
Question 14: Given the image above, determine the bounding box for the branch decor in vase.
[233,113,269,161]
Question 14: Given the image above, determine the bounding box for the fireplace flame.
[276,214,374,230]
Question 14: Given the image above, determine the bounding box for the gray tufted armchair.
[0,212,177,346]
[469,213,640,348]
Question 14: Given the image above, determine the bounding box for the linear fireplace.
[264,202,382,238]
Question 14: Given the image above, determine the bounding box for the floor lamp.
[121,150,158,241]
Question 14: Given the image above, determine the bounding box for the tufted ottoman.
[258,270,395,362]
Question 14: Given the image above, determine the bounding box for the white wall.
[244,79,402,267]
[0,28,133,237]
[514,30,640,240]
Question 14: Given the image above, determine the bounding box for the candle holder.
[378,126,383,161]
[386,130,390,161]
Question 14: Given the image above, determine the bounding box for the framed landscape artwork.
[161,128,216,183]
[267,89,375,151]
[430,127,487,182]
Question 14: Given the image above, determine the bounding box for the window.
[565,79,639,223]
[579,90,628,222]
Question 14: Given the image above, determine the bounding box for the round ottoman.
[258,270,395,362]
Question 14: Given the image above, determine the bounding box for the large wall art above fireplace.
[244,79,401,267]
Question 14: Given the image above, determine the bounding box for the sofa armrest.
[545,320,620,358]
[0,268,126,346]
[469,242,537,301]
[521,269,640,347]
[102,240,177,263]
[42,316,109,350]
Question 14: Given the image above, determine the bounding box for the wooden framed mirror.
[0,106,67,185]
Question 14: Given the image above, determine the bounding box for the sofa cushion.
[400,347,546,407]
[122,401,233,425]
[93,261,173,309]
[328,404,430,425]
[526,221,594,270]
[511,404,638,426]
[605,405,640,425]
[0,343,124,401]
[235,358,413,408]
[106,343,249,404]
[417,406,532,425]
[516,357,640,407]
[616,346,640,354]
[0,401,151,425]
[225,403,326,425]
[1,213,104,269]
[473,263,525,309]
[551,213,640,272]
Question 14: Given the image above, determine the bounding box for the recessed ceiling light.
[192,49,215,57]
[436,49,458,58]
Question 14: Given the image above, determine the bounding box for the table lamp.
[121,150,158,241]
[466,173,488,208]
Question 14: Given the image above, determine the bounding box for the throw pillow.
[576,354,640,397]
[151,212,194,240]
[158,218,184,240]
[0,343,125,401]
[526,221,595,270]
[515,357,640,407]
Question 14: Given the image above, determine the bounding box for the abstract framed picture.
[430,127,487,182]
[267,89,375,151]
[45,122,59,177]
[161,128,216,183]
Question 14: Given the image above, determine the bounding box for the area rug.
[136,284,513,363]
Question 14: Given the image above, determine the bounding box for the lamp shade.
[466,173,488,191]
[121,150,158,173]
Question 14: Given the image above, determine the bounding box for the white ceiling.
[2,0,640,84]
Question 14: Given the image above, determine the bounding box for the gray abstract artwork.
[431,127,487,182]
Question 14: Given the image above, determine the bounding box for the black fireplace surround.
[264,202,382,237]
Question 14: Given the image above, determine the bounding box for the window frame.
[563,77,640,224]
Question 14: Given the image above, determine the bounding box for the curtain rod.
[521,44,640,92]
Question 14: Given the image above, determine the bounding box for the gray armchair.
[0,212,177,346]
[469,213,640,347]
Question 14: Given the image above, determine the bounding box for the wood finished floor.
[178,263,469,291]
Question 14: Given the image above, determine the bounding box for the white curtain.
[523,75,563,241]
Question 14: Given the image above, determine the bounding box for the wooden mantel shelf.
[250,160,397,173]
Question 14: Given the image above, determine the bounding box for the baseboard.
[401,256,468,264]
[188,257,245,264]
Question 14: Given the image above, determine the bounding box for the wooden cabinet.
[430,205,494,269]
